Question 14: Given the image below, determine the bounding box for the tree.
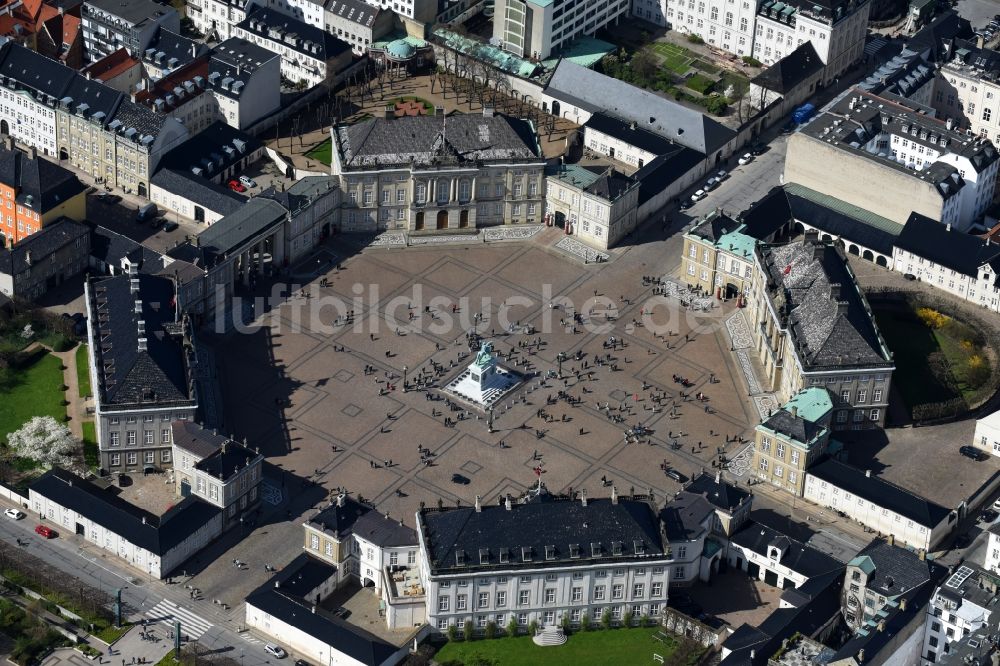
[640,613,651,628]
[484,620,497,639]
[623,609,634,628]
[506,616,518,637]
[631,48,659,84]
[601,609,612,630]
[560,613,571,635]
[6,416,77,470]
[446,624,458,642]
[528,619,539,636]
[580,614,591,632]
[463,620,474,642]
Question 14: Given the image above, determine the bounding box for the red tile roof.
[81,48,139,81]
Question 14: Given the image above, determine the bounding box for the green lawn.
[76,343,91,398]
[434,628,698,666]
[82,421,98,469]
[0,352,66,445]
[305,138,332,166]
[685,73,716,94]
[651,43,693,74]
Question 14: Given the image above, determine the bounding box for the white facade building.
[494,0,631,59]
[544,164,640,250]
[418,489,672,634]
[803,459,955,552]
[974,410,1000,459]
[892,213,1000,315]
[29,468,222,579]
[921,565,997,664]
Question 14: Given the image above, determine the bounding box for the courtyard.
[211,228,759,543]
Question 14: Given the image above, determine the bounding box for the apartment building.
[190,0,253,41]
[0,44,189,197]
[80,0,179,63]
[893,212,1000,313]
[752,387,833,497]
[170,421,263,529]
[331,109,545,234]
[544,164,639,250]
[0,217,89,300]
[417,487,672,634]
[0,140,86,247]
[804,459,954,552]
[207,37,282,129]
[85,273,199,473]
[752,0,869,81]
[494,0,631,59]
[843,538,935,631]
[324,0,393,55]
[922,564,999,664]
[786,88,999,231]
[141,28,210,81]
[234,9,352,88]
[933,44,1000,147]
[751,236,894,429]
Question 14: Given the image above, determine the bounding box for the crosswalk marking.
[144,599,213,639]
[240,634,262,645]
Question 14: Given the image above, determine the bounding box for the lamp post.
[556,352,566,379]
[402,365,408,392]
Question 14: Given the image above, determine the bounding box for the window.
[110,432,120,447]
[496,592,506,607]
[572,587,582,602]
[985,108,993,122]
[674,566,686,579]
[759,458,768,472]
[162,428,171,443]
[869,409,880,422]
[776,442,785,458]
[873,389,883,402]
[633,584,645,597]
[857,389,867,403]
[457,595,467,610]
[612,584,624,599]
[791,450,800,466]
[594,585,606,600]
[438,596,450,612]
[518,590,529,606]
[544,588,556,603]
[652,582,663,597]
[479,592,489,608]
[126,431,136,446]
[144,430,154,445]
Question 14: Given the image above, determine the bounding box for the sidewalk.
[51,344,90,440]
[105,625,172,666]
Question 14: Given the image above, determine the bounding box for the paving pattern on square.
[215,237,759,532]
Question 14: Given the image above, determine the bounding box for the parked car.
[738,153,754,165]
[264,644,287,659]
[903,273,917,281]
[95,192,122,205]
[136,202,157,223]
[690,189,706,202]
[228,179,246,193]
[991,497,1000,511]
[703,177,720,191]
[982,509,998,523]
[666,469,686,482]
[679,199,694,211]
[961,445,987,461]
[715,169,728,180]
[163,220,179,232]
[149,217,165,229]
[751,143,768,155]
[34,524,55,538]
[239,175,257,188]
[451,473,471,485]
[4,508,24,520]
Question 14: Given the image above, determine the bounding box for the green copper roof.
[848,554,876,575]
[784,182,902,237]
[782,387,833,423]
[547,163,601,189]
[716,230,757,260]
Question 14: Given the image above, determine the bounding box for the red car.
[227,179,246,193]
[34,524,55,538]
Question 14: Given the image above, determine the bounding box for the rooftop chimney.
[336,493,344,507]
[790,406,798,418]
[581,489,587,507]
[611,485,618,505]
[865,469,871,477]
[474,495,481,512]
[715,470,721,483]
[142,516,147,525]
[888,534,894,546]
[504,495,512,511]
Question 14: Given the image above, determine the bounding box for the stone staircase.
[532,626,567,647]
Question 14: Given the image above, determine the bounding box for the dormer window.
[591,542,602,557]
[545,545,556,561]
[499,548,509,563]
[634,540,645,555]
[569,544,581,558]
[612,541,623,556]
[768,547,780,560]
[479,548,489,565]
[456,549,466,566]
[522,546,532,562]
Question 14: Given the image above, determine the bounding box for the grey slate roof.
[896,212,1000,279]
[144,28,209,68]
[731,521,843,579]
[689,210,742,244]
[84,0,175,26]
[238,9,349,62]
[335,113,541,169]
[88,273,195,408]
[0,145,86,213]
[419,494,667,575]
[809,459,951,527]
[324,0,381,27]
[849,538,934,597]
[684,472,751,512]
[544,60,735,155]
[171,421,229,459]
[150,169,245,216]
[761,409,825,444]
[246,554,399,666]
[660,492,714,541]
[195,197,287,261]
[260,176,338,215]
[30,467,220,556]
[88,225,164,273]
[758,239,892,370]
[583,112,682,155]
[633,147,705,205]
[308,496,373,540]
[0,41,78,99]
[751,41,823,94]
[352,511,417,548]
[0,218,88,276]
